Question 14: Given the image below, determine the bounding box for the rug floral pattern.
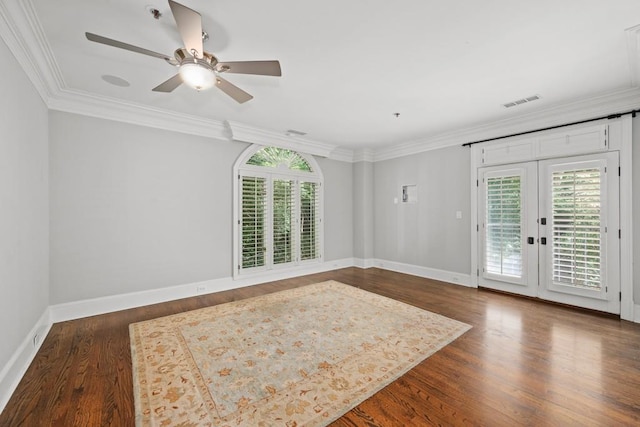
[130,280,471,426]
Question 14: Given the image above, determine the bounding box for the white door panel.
[478,162,538,297]
[477,153,620,314]
[538,152,620,313]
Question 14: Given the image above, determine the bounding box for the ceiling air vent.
[503,94,541,108]
[285,129,307,136]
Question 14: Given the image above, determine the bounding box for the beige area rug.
[129,280,471,426]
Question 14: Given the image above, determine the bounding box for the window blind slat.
[272,179,294,265]
[241,176,267,269]
[551,167,602,290]
[485,174,523,278]
[300,181,320,261]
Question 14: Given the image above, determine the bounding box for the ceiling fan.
[85,0,281,103]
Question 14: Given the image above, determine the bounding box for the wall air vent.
[503,94,541,108]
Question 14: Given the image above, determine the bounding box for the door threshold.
[478,286,620,319]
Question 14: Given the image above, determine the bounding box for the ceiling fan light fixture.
[178,62,216,91]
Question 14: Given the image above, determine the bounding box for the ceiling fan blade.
[169,0,204,59]
[152,74,184,92]
[216,60,282,76]
[215,76,253,103]
[85,32,173,61]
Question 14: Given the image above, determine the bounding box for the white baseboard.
[634,304,640,323]
[0,257,477,415]
[48,257,474,324]
[50,258,356,323]
[0,308,52,415]
[371,258,474,288]
[353,257,375,268]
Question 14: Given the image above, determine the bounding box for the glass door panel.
[538,152,620,313]
[478,162,538,297]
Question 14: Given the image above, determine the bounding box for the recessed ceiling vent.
[285,129,307,137]
[503,94,541,108]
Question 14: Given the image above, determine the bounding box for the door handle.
[527,237,534,244]
[540,237,547,245]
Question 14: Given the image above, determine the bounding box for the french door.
[478,152,620,313]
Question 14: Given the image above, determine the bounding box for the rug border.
[321,322,470,426]
[129,280,472,426]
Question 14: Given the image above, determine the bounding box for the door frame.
[469,116,633,320]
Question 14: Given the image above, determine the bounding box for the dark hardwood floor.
[2,267,640,426]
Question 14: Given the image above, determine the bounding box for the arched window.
[233,146,323,277]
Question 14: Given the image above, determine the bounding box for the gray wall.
[633,116,640,304]
[316,157,354,261]
[353,161,374,259]
[0,38,49,374]
[49,111,245,304]
[49,112,355,304]
[373,145,471,274]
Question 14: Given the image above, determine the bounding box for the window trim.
[233,145,324,279]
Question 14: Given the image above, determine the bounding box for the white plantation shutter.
[485,174,523,278]
[300,181,320,261]
[272,179,295,265]
[551,167,602,290]
[241,176,267,269]
[236,147,323,276]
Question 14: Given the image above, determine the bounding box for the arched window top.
[246,147,313,172]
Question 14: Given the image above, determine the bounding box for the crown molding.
[626,24,640,87]
[0,0,53,102]
[19,0,66,89]
[372,87,640,162]
[49,88,230,141]
[327,147,356,162]
[352,149,375,163]
[228,120,339,158]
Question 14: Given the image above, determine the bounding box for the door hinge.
[477,224,479,232]
[477,269,479,276]
[237,264,240,271]
[476,179,479,187]
[619,229,621,239]
[619,167,621,177]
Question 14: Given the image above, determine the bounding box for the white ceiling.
[3,0,640,157]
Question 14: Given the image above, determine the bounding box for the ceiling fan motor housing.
[175,48,220,90]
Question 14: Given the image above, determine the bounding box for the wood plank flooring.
[1,267,640,426]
